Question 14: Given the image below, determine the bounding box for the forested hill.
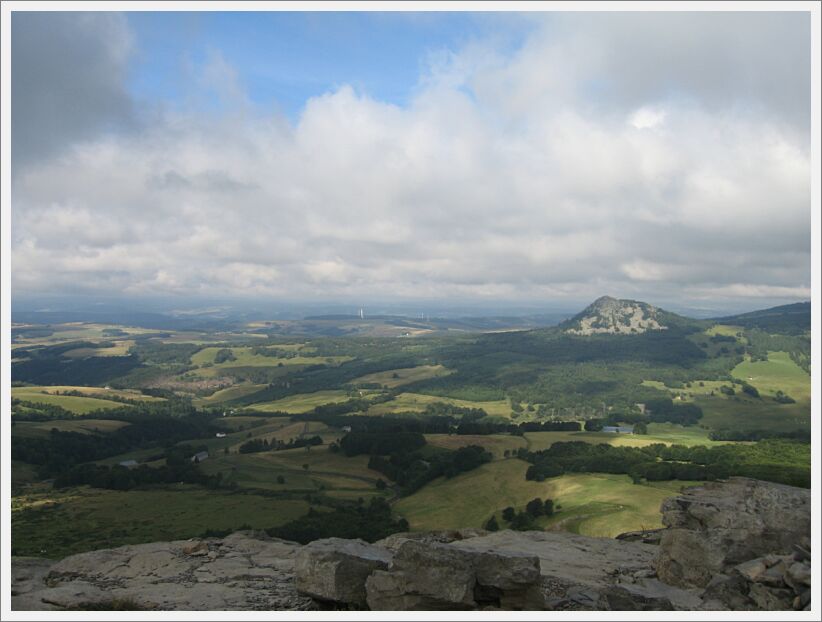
[715,302,810,335]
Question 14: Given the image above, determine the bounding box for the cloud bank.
[11,11,811,309]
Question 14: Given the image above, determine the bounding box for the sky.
[9,9,813,314]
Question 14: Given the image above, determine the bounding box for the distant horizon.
[9,292,810,322]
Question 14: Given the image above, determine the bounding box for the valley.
[10,298,811,558]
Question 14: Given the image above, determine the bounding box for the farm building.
[190,451,209,463]
[118,460,138,468]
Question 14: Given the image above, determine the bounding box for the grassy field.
[424,434,528,458]
[13,419,131,438]
[394,460,692,537]
[536,476,698,537]
[11,323,157,348]
[696,395,810,433]
[732,351,810,401]
[704,324,744,338]
[642,352,811,434]
[368,392,513,418]
[523,423,723,452]
[11,389,133,414]
[198,446,386,497]
[193,383,268,406]
[63,340,135,358]
[13,385,163,401]
[245,390,352,413]
[191,346,352,369]
[352,365,453,389]
[11,486,311,558]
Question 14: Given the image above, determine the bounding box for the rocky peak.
[563,296,668,335]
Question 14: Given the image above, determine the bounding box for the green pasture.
[63,340,135,358]
[191,346,352,369]
[424,434,527,458]
[732,351,810,401]
[367,392,513,418]
[352,365,453,388]
[193,383,269,406]
[522,424,722,452]
[704,324,745,338]
[11,486,310,559]
[12,419,131,438]
[11,388,132,415]
[394,460,691,537]
[245,390,352,413]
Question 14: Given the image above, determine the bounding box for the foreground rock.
[656,478,811,589]
[295,538,392,607]
[366,538,543,610]
[11,532,319,611]
[12,478,812,611]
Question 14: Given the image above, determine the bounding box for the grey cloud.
[11,12,135,166]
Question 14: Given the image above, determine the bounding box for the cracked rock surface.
[11,531,319,611]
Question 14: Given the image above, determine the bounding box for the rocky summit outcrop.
[656,477,811,588]
[655,478,811,611]
[562,296,668,335]
[11,478,812,612]
[11,532,319,611]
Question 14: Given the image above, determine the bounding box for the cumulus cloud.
[10,11,811,309]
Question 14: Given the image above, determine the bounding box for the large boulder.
[294,538,392,607]
[365,538,543,610]
[655,478,811,588]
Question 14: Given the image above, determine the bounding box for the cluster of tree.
[249,346,299,358]
[12,343,143,386]
[129,341,204,366]
[486,498,555,531]
[368,445,492,496]
[213,348,237,364]
[773,391,796,404]
[293,410,582,439]
[521,440,809,488]
[643,398,704,425]
[267,497,408,544]
[52,445,222,490]
[743,328,810,372]
[239,435,323,454]
[340,431,426,457]
[11,399,75,421]
[708,428,810,442]
[717,302,810,335]
[12,412,216,477]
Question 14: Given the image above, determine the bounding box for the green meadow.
[367,392,514,418]
[732,351,810,401]
[245,390,352,414]
[12,389,132,414]
[394,460,689,537]
[352,365,453,388]
[11,486,310,559]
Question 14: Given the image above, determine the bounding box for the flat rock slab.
[11,532,318,611]
[453,530,658,587]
